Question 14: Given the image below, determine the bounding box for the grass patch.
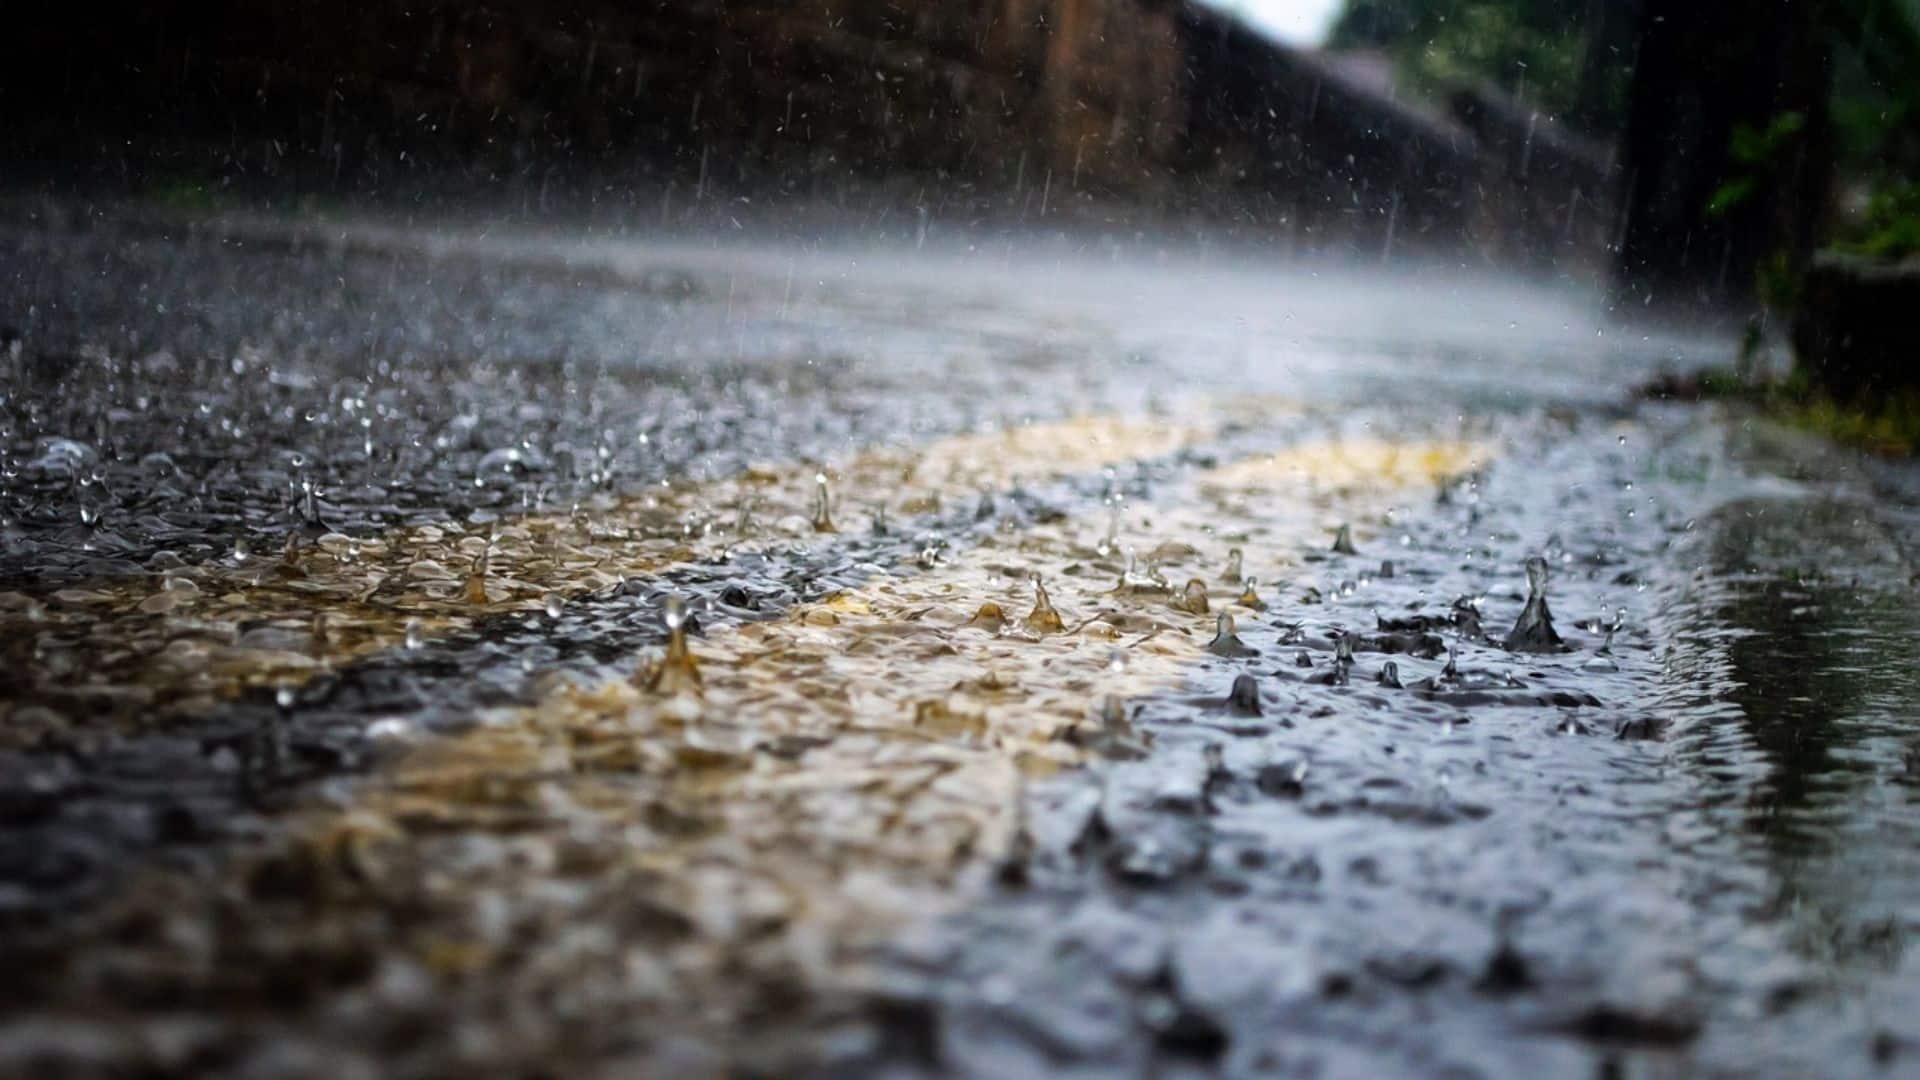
[1637,367,1920,457]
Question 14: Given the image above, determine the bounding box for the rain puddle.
[844,416,1920,1078]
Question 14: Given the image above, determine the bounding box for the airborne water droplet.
[1097,497,1122,558]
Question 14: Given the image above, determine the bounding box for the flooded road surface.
[2,204,1917,1077]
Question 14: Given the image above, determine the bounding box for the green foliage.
[1644,364,1920,456]
[1706,112,1808,221]
[1328,0,1619,129]
[1841,180,1920,260]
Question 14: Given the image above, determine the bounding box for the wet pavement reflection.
[1,205,1916,1077]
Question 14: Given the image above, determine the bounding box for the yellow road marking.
[0,414,1209,742]
[220,432,1488,1066]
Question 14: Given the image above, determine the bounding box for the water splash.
[810,472,836,534]
[642,595,703,696]
[1503,555,1566,653]
[1225,674,1263,716]
[1023,576,1064,635]
[1235,576,1267,611]
[968,601,1007,634]
[463,548,491,606]
[1176,578,1210,616]
[1207,612,1258,658]
[1220,547,1244,584]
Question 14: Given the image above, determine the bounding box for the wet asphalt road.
[3,202,1919,1077]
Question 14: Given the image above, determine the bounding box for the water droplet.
[404,619,425,650]
[1208,611,1258,658]
[1377,660,1402,688]
[1236,576,1267,611]
[464,549,491,605]
[810,472,836,533]
[1106,648,1129,674]
[1226,673,1263,716]
[1331,523,1358,555]
[544,593,565,620]
[1024,576,1064,634]
[1504,554,1565,653]
[1096,498,1122,558]
[1178,578,1210,615]
[1221,547,1244,584]
[968,601,1007,633]
[645,595,703,695]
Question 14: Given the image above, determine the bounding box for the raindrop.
[544,593,565,620]
[1377,660,1402,688]
[968,601,1007,633]
[1220,547,1244,584]
[1118,547,1169,594]
[1503,555,1565,653]
[1207,611,1258,658]
[1097,498,1122,558]
[1226,673,1263,716]
[810,472,836,533]
[1331,523,1358,555]
[1024,576,1064,634]
[464,549,491,605]
[1236,576,1267,611]
[1177,579,1210,616]
[404,619,426,650]
[644,595,703,695]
